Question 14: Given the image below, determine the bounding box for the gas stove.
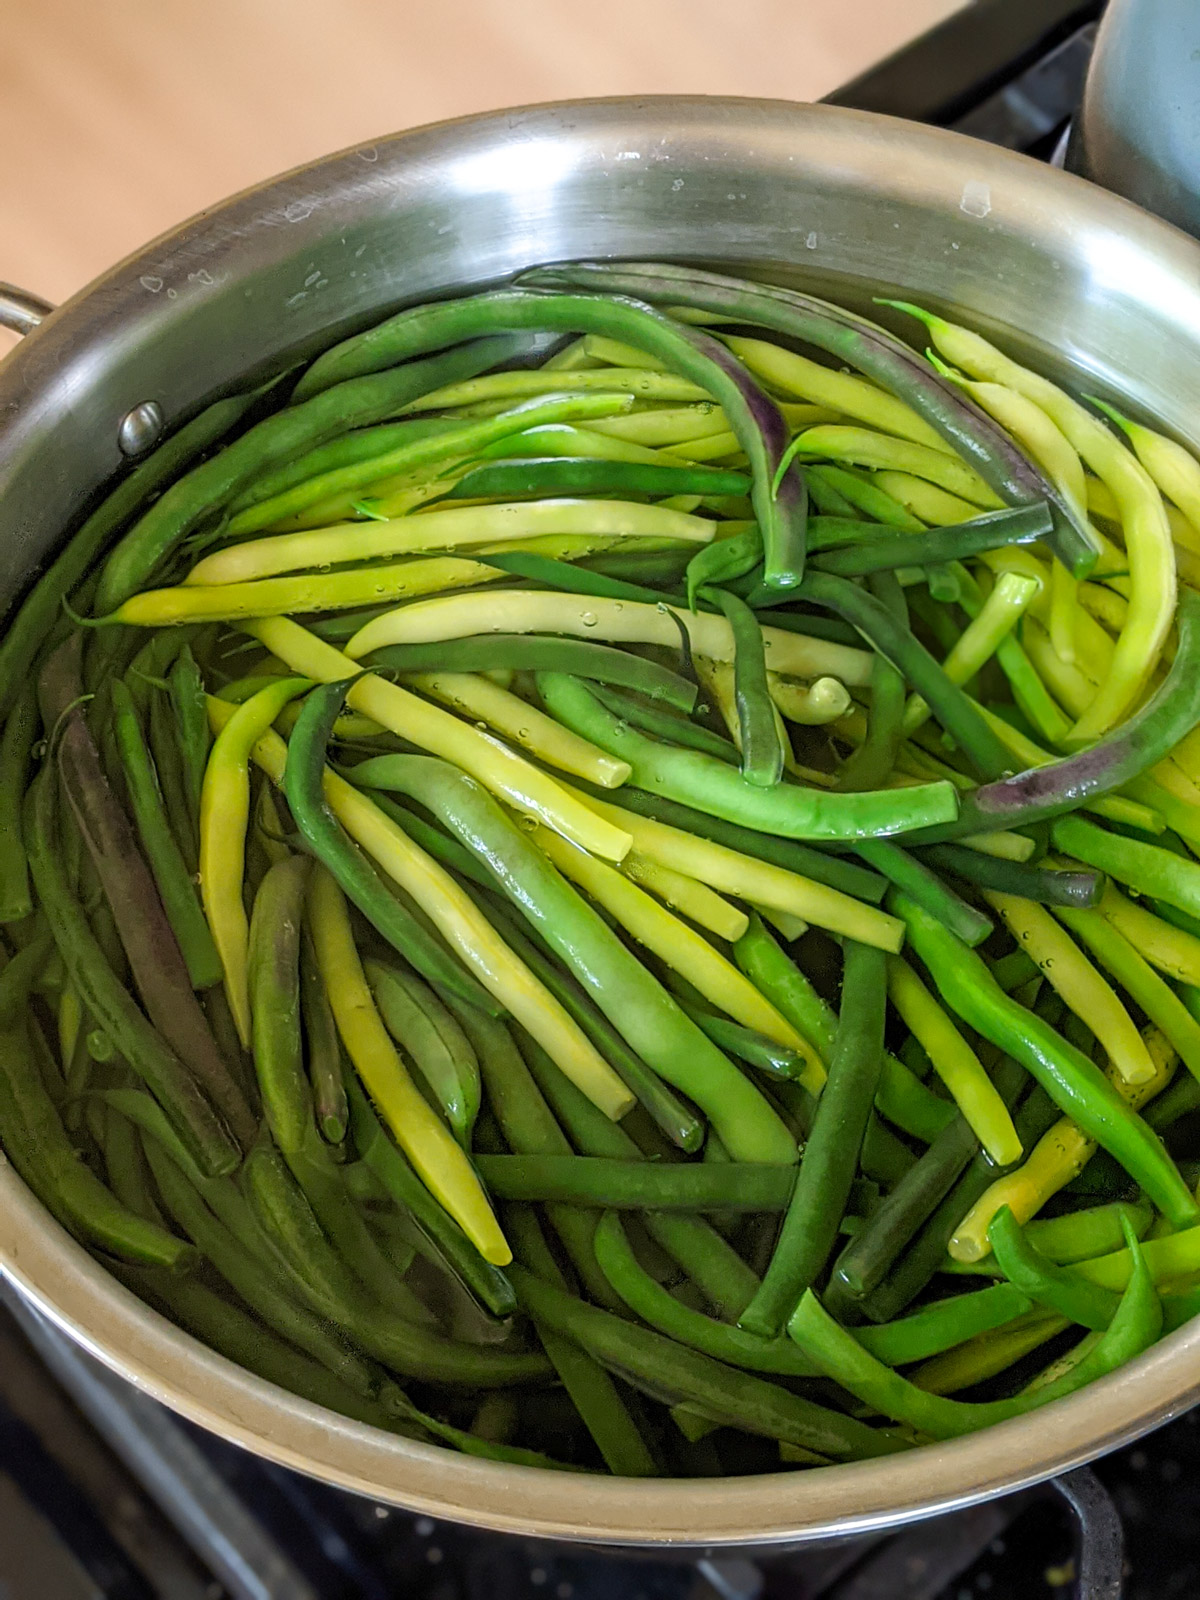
[5,7,1188,1599]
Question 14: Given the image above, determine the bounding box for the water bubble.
[475,721,488,731]
[518,814,537,831]
[517,728,529,739]
[580,611,598,627]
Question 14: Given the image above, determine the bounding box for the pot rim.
[5,94,1200,1546]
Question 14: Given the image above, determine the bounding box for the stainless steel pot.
[4,96,1200,1552]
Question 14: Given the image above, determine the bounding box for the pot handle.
[0,283,56,338]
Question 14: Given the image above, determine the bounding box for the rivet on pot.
[117,401,165,457]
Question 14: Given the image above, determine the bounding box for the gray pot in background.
[1068,0,1200,236]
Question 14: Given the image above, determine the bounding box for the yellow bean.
[621,853,749,943]
[307,867,511,1264]
[767,674,853,726]
[949,1028,1176,1261]
[112,556,500,624]
[344,590,874,687]
[246,617,633,862]
[564,782,903,954]
[886,958,1022,1164]
[870,471,981,525]
[398,369,711,411]
[532,826,825,1094]
[200,675,309,1045]
[913,314,1175,739]
[1098,885,1200,988]
[903,571,1040,735]
[724,336,952,451]
[792,426,1003,507]
[1101,410,1200,547]
[207,699,634,1122]
[187,499,715,586]
[403,670,631,788]
[984,889,1156,1086]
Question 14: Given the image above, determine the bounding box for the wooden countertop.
[1,0,963,307]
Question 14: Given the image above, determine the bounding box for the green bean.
[0,939,190,1268]
[445,456,749,502]
[110,680,221,991]
[989,1205,1121,1329]
[1016,1201,1154,1266]
[859,1056,1058,1322]
[242,1136,435,1330]
[829,1111,979,1302]
[588,787,887,900]
[0,686,38,921]
[1052,814,1200,924]
[805,467,870,520]
[345,1078,516,1317]
[854,1283,1034,1367]
[594,1212,818,1376]
[538,673,958,842]
[244,1143,546,1385]
[348,750,794,1163]
[515,1035,765,1317]
[896,893,1200,1229]
[700,586,785,786]
[505,1205,658,1475]
[798,571,1012,780]
[168,645,210,836]
[292,289,810,591]
[803,515,888,551]
[476,548,673,604]
[476,892,703,1151]
[247,856,314,1152]
[445,1005,618,1308]
[811,503,1052,577]
[739,941,887,1336]
[117,1265,405,1435]
[366,632,697,710]
[228,417,468,513]
[510,1265,900,1460]
[836,572,907,793]
[146,686,200,870]
[475,1154,795,1209]
[42,640,256,1149]
[95,337,530,609]
[791,1223,1159,1438]
[282,681,499,1015]
[1144,1068,1200,1132]
[732,913,953,1145]
[854,839,992,946]
[299,930,347,1144]
[1056,906,1200,1083]
[140,1135,379,1393]
[673,1002,811,1083]
[99,1102,170,1228]
[917,844,1104,908]
[585,684,739,764]
[25,773,238,1177]
[808,464,926,530]
[685,525,763,607]
[367,959,481,1147]
[580,547,693,589]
